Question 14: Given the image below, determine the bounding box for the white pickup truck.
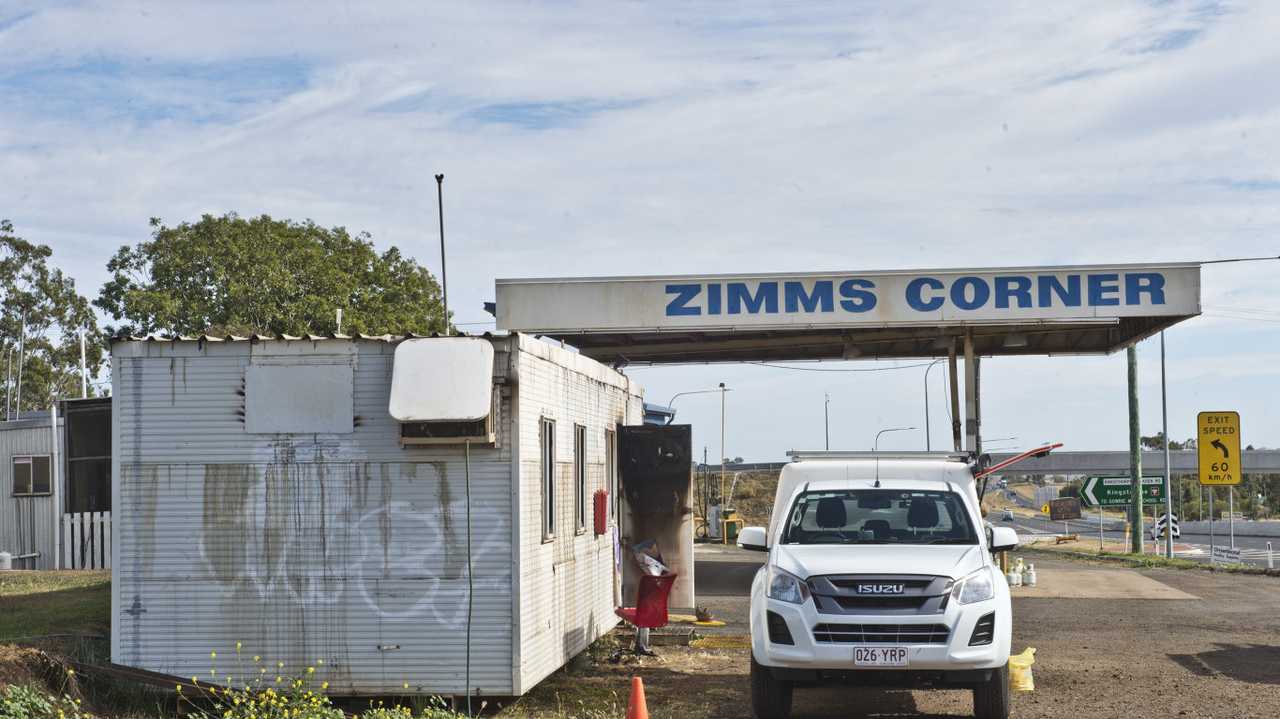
[737,452,1019,719]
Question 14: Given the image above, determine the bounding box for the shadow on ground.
[1168,644,1280,685]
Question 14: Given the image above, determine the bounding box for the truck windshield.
[781,489,978,545]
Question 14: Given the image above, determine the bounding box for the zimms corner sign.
[495,264,1201,333]
[663,271,1171,317]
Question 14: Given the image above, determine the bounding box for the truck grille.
[809,575,952,616]
[812,623,950,645]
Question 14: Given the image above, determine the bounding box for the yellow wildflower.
[211,651,217,659]
[236,641,242,652]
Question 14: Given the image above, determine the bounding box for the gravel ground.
[509,550,1280,718]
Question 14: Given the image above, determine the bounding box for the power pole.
[1161,332,1173,558]
[1127,345,1144,554]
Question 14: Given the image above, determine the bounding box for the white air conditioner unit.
[389,338,497,446]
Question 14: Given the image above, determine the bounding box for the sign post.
[1197,411,1241,564]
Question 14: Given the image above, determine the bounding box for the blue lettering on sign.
[665,284,701,316]
[728,282,779,314]
[1125,272,1165,305]
[994,276,1032,309]
[784,281,834,313]
[950,276,990,311]
[1038,275,1081,307]
[906,277,945,311]
[662,272,1171,317]
[838,279,877,312]
[1087,273,1120,306]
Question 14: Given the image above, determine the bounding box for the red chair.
[615,573,678,654]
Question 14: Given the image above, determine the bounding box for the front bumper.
[751,594,1010,678]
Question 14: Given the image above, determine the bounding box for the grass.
[0,571,111,643]
[1024,545,1280,576]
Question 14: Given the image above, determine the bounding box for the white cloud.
[1,0,1278,456]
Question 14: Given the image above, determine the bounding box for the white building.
[110,333,642,697]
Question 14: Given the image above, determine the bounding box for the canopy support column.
[964,334,982,454]
[948,342,962,452]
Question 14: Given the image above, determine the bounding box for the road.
[994,512,1278,567]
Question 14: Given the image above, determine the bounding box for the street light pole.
[824,393,830,450]
[923,359,944,451]
[874,426,916,451]
[1161,331,1174,559]
[720,382,727,507]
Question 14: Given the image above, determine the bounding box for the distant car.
[1000,509,1014,521]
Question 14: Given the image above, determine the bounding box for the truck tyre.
[972,663,1010,719]
[750,655,793,719]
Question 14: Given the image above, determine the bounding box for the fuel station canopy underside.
[495,263,1202,365]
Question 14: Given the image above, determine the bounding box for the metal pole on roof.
[435,173,449,334]
[80,330,87,399]
[15,308,26,417]
[5,345,12,420]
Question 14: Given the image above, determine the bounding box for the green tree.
[0,219,104,410]
[96,214,449,337]
[1140,432,1195,451]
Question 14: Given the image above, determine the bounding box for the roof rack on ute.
[786,450,972,463]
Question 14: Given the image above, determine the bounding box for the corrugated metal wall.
[0,417,59,570]
[111,338,517,695]
[514,335,643,693]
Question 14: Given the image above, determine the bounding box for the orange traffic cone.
[626,676,649,719]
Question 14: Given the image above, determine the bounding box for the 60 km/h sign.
[1197,411,1242,486]
[1080,476,1167,507]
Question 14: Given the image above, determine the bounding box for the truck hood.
[774,543,985,581]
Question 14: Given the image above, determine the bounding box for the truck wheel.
[750,655,793,719]
[972,662,1010,719]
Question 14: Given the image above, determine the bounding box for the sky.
[1,0,1278,459]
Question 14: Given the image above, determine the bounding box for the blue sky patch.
[0,55,310,125]
[458,99,641,130]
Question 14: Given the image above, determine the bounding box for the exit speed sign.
[1197,411,1241,486]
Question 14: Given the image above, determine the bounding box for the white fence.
[62,511,111,570]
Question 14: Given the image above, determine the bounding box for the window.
[605,429,617,524]
[541,418,555,540]
[574,424,587,533]
[12,456,52,496]
[782,489,977,546]
[65,399,111,513]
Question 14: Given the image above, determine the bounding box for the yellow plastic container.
[1009,647,1036,691]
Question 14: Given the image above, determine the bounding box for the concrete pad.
[1012,564,1199,600]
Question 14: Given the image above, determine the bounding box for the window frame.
[541,418,556,542]
[605,428,617,526]
[11,454,52,497]
[574,424,587,534]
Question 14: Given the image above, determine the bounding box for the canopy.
[494,263,1201,364]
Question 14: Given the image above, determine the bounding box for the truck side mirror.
[737,526,768,552]
[990,526,1019,552]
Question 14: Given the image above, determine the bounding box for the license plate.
[853,646,909,667]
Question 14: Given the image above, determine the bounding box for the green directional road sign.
[1080,476,1167,507]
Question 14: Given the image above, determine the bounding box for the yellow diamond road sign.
[1197,411,1241,486]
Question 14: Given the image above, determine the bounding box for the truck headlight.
[766,566,811,604]
[951,567,995,605]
